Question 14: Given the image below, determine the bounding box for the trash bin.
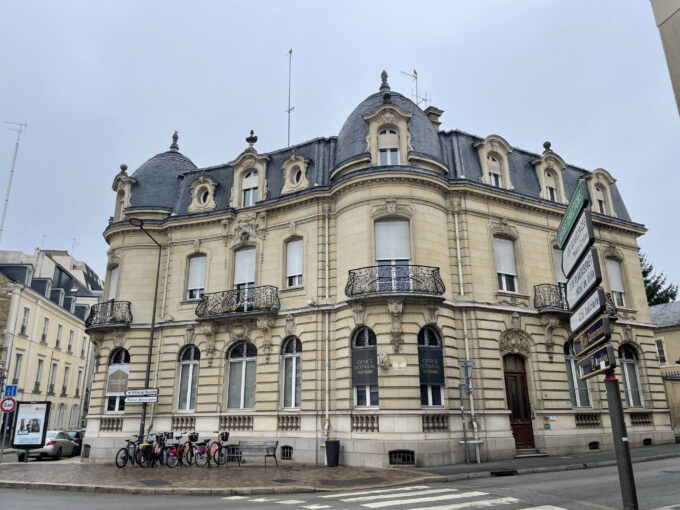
[325,440,340,467]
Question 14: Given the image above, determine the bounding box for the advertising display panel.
[11,401,50,449]
[106,364,129,396]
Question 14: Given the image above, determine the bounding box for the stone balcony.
[85,300,133,331]
[345,265,445,299]
[195,285,280,321]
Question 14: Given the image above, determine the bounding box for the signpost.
[0,397,16,413]
[556,178,638,509]
[125,388,158,397]
[3,385,17,398]
[457,360,474,464]
[124,396,158,404]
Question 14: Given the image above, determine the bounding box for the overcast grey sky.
[1,0,679,291]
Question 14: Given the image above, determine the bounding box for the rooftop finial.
[119,163,128,174]
[246,129,258,148]
[170,131,179,151]
[380,70,391,103]
[543,141,552,152]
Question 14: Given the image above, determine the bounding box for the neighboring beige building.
[651,0,680,116]
[650,301,680,438]
[0,249,102,446]
[84,73,673,467]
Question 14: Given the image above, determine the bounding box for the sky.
[1,0,679,292]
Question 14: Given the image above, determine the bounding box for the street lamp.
[128,217,162,443]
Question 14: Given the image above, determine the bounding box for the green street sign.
[558,180,590,249]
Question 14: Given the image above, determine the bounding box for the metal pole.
[459,384,469,464]
[0,122,27,245]
[137,228,162,443]
[0,412,7,463]
[604,371,638,510]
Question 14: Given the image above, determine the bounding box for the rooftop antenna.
[400,69,430,107]
[67,237,78,254]
[41,234,47,249]
[0,121,28,245]
[286,49,295,147]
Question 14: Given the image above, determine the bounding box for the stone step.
[514,448,549,458]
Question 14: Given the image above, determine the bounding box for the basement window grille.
[389,449,415,465]
[281,445,293,460]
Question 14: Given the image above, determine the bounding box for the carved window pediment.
[281,152,310,195]
[188,175,218,213]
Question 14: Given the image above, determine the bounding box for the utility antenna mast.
[0,122,28,245]
[400,69,430,107]
[286,49,295,147]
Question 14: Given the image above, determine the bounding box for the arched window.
[594,185,607,215]
[281,336,302,408]
[487,154,502,187]
[186,255,207,300]
[545,171,557,202]
[242,171,259,207]
[378,129,399,165]
[418,326,444,406]
[106,348,130,413]
[227,341,257,409]
[619,345,642,407]
[352,327,378,407]
[605,258,626,307]
[564,341,590,407]
[178,344,200,411]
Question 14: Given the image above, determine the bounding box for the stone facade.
[84,74,674,467]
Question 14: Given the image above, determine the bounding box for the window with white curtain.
[605,258,626,307]
[281,336,302,408]
[108,266,119,300]
[494,237,517,292]
[234,248,256,306]
[564,341,590,407]
[242,171,258,207]
[620,345,642,407]
[554,248,567,284]
[227,341,257,409]
[378,129,399,165]
[375,220,410,292]
[178,344,200,411]
[187,255,207,300]
[286,239,303,287]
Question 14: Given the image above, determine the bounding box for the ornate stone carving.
[499,313,532,357]
[351,302,366,327]
[623,324,633,344]
[387,299,404,353]
[112,329,125,348]
[257,317,275,363]
[187,174,218,213]
[497,293,529,308]
[489,218,519,240]
[424,302,439,325]
[289,221,296,235]
[285,314,295,337]
[201,323,218,366]
[228,321,252,342]
[370,198,413,219]
[540,316,559,362]
[281,151,310,195]
[224,211,267,245]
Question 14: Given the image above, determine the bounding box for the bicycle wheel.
[166,447,179,468]
[194,446,209,467]
[215,444,228,465]
[184,444,195,465]
[115,448,129,468]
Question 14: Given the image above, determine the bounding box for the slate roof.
[650,301,680,329]
[119,79,635,225]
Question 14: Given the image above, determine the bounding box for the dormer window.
[487,155,502,187]
[594,185,607,214]
[378,129,400,166]
[199,187,210,205]
[545,171,557,202]
[242,171,259,207]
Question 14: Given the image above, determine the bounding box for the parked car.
[17,430,76,461]
[65,430,85,456]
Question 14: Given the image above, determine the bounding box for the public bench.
[233,440,279,468]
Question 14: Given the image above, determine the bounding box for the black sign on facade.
[352,347,378,386]
[418,346,444,385]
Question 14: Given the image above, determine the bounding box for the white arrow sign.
[566,248,602,311]
[570,287,607,334]
[125,396,158,404]
[562,209,595,278]
[125,388,158,396]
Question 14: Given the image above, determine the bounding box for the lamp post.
[129,217,162,443]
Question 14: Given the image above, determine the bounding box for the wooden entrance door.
[503,355,534,449]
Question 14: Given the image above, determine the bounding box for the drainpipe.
[454,210,480,463]
[323,210,330,448]
[149,240,171,429]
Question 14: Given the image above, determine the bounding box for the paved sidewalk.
[0,442,678,496]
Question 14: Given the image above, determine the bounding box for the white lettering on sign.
[570,288,605,333]
[566,249,601,310]
[562,210,593,277]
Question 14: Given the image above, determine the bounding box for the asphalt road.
[1,457,679,509]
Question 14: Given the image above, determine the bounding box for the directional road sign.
[124,396,158,404]
[1,397,16,413]
[566,247,602,310]
[125,388,158,397]
[558,180,590,249]
[573,316,611,357]
[577,343,616,380]
[562,209,595,278]
[4,385,17,397]
[570,287,607,334]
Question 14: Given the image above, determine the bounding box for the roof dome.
[130,132,198,210]
[334,82,443,169]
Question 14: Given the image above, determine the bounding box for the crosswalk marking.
[221,496,248,500]
[301,505,332,509]
[408,497,521,509]
[276,500,307,505]
[250,498,276,502]
[342,488,457,502]
[362,491,489,508]
[319,485,431,498]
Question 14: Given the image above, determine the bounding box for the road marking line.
[362,491,489,508]
[320,485,430,498]
[518,507,568,510]
[250,498,276,502]
[342,488,457,502]
[276,500,307,505]
[407,497,521,509]
[221,496,248,500]
[301,505,332,509]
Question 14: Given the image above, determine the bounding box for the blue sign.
[4,385,17,397]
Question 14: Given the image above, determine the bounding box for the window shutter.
[494,237,516,275]
[108,267,119,300]
[378,130,399,149]
[286,240,303,277]
[242,171,258,189]
[375,221,410,261]
[605,259,624,292]
[234,248,256,285]
[187,256,206,289]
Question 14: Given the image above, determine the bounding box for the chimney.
[424,106,444,132]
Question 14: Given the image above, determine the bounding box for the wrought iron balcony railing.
[534,283,569,313]
[85,300,133,329]
[195,286,280,319]
[345,265,445,298]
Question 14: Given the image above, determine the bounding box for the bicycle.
[178,431,199,466]
[114,434,140,468]
[165,433,185,468]
[194,438,212,467]
[210,431,230,465]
